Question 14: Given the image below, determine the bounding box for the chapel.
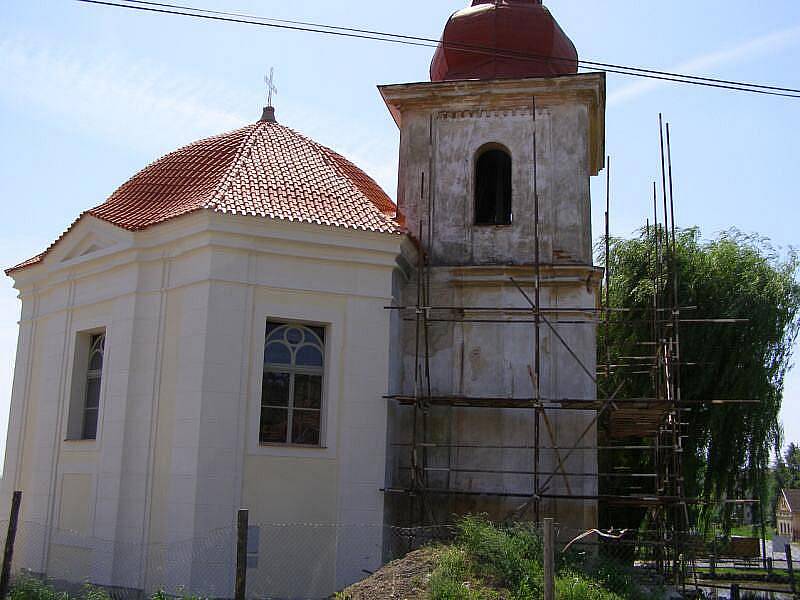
[2,1,605,597]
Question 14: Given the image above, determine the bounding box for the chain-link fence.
[2,517,797,599]
[553,525,799,600]
[0,518,457,600]
[4,520,237,599]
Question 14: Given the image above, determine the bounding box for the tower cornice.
[379,72,605,175]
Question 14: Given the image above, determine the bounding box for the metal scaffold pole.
[379,112,760,593]
[532,95,542,523]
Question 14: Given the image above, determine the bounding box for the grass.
[7,575,207,600]
[7,576,70,600]
[555,571,626,600]
[729,525,774,541]
[695,566,800,583]
[428,547,499,600]
[427,516,655,600]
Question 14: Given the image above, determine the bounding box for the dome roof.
[8,118,401,273]
[94,119,398,232]
[430,0,578,82]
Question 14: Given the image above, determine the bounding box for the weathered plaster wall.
[382,74,605,536]
[385,74,604,268]
[387,267,600,532]
[398,104,591,266]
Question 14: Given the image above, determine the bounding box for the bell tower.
[383,0,606,534]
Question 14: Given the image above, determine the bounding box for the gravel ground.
[334,547,440,600]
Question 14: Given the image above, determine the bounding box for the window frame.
[473,143,513,227]
[259,321,326,447]
[65,327,107,442]
[81,332,105,440]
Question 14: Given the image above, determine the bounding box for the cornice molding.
[11,211,409,293]
[379,72,606,175]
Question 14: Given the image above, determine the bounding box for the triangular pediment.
[48,216,133,267]
[61,234,116,262]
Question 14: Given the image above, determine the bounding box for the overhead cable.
[74,0,800,99]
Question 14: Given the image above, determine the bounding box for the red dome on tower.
[430,0,578,82]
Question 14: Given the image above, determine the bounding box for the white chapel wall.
[2,213,409,598]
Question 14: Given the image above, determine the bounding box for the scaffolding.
[381,112,760,591]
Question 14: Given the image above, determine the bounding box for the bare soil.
[334,547,440,600]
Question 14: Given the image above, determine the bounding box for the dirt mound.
[335,548,439,599]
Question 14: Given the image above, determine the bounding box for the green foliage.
[433,547,472,583]
[585,556,655,600]
[8,575,69,600]
[428,517,649,600]
[555,570,626,600]
[149,589,207,600]
[7,578,206,600]
[767,442,800,523]
[599,227,800,531]
[427,577,485,600]
[428,547,496,600]
[776,442,800,490]
[79,586,110,600]
[456,516,543,597]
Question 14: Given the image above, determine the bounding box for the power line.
[79,0,800,98]
[120,0,800,96]
[74,0,800,99]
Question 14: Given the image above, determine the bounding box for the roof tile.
[785,489,800,512]
[7,120,401,274]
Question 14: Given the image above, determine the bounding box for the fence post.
[759,495,769,570]
[786,543,797,597]
[710,536,716,577]
[730,583,740,600]
[543,518,555,600]
[0,491,22,599]
[235,509,249,600]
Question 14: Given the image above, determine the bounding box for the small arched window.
[475,146,512,225]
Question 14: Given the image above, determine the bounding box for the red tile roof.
[784,489,800,512]
[7,120,400,274]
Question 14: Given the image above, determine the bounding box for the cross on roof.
[265,68,278,108]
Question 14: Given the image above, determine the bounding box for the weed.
[428,546,499,600]
[586,556,654,600]
[8,575,69,600]
[426,516,651,600]
[148,589,207,600]
[555,570,626,600]
[456,515,543,597]
[7,579,207,600]
[79,586,110,600]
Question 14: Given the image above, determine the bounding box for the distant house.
[777,489,800,542]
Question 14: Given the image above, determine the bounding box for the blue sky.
[1,0,798,463]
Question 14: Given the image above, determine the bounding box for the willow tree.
[599,227,800,531]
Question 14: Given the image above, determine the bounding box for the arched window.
[261,322,325,446]
[83,332,105,439]
[475,146,512,225]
